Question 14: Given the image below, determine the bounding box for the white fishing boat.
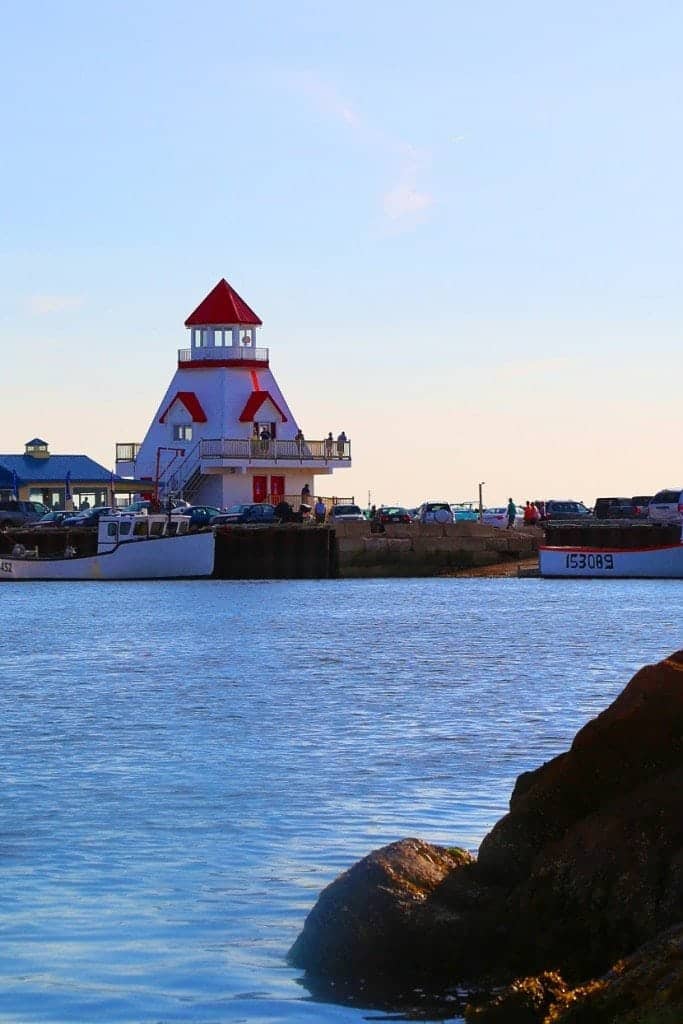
[0,514,215,581]
[540,530,683,578]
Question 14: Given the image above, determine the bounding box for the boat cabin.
[97,513,190,553]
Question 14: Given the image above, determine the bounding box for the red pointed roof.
[158,391,208,423]
[238,390,288,423]
[185,279,262,327]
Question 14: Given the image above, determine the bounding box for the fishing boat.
[539,523,683,578]
[0,513,215,581]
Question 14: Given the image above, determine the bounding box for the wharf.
[0,521,542,580]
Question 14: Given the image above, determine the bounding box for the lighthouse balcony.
[199,437,351,466]
[178,346,269,366]
[114,437,351,488]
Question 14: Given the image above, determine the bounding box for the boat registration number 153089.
[565,552,614,570]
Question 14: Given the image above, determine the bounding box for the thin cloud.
[290,71,362,130]
[383,182,433,220]
[289,71,433,228]
[28,294,84,315]
[383,146,434,223]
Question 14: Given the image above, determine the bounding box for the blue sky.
[2,2,683,505]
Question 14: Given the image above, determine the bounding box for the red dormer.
[185,279,262,327]
[238,390,288,423]
[158,391,208,424]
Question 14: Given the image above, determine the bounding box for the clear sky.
[2,2,682,507]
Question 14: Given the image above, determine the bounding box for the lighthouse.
[115,279,351,508]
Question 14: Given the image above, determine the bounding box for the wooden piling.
[212,525,336,579]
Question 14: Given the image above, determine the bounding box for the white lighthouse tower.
[115,278,351,508]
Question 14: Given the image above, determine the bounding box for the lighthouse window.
[173,425,193,441]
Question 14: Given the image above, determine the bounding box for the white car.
[417,501,455,524]
[648,489,683,525]
[328,504,365,522]
[482,507,523,529]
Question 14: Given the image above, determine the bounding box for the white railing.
[177,347,269,363]
[116,442,142,463]
[200,438,351,462]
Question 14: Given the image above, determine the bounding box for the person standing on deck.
[506,498,517,529]
[336,431,347,457]
[314,498,326,523]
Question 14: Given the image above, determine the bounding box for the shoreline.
[454,555,540,577]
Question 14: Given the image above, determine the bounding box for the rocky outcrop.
[288,840,490,983]
[465,924,683,1023]
[289,651,683,1015]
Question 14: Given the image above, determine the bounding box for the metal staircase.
[159,442,204,502]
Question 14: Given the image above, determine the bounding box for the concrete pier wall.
[213,521,540,579]
[334,521,541,577]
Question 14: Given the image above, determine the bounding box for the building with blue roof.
[0,439,136,510]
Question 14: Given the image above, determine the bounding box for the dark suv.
[211,503,278,525]
[631,495,652,519]
[594,497,634,519]
[0,500,50,528]
[544,500,592,521]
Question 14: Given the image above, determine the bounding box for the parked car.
[328,504,365,522]
[62,505,116,527]
[482,506,524,529]
[594,497,634,520]
[211,503,278,525]
[543,500,591,522]
[450,502,479,522]
[376,506,413,524]
[126,498,191,514]
[171,505,220,528]
[631,495,652,519]
[648,489,683,525]
[0,500,50,529]
[32,510,70,528]
[417,501,455,524]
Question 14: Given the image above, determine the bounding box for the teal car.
[450,503,479,522]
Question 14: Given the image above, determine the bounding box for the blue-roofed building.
[0,439,136,510]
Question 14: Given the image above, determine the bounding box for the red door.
[253,475,267,502]
[270,475,285,501]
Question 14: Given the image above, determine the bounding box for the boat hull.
[540,543,683,579]
[0,532,215,581]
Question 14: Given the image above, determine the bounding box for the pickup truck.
[0,500,50,528]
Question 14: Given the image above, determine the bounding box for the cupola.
[184,278,262,351]
[25,438,50,459]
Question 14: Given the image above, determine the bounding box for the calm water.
[0,578,681,1024]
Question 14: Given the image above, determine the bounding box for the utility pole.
[478,482,485,523]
